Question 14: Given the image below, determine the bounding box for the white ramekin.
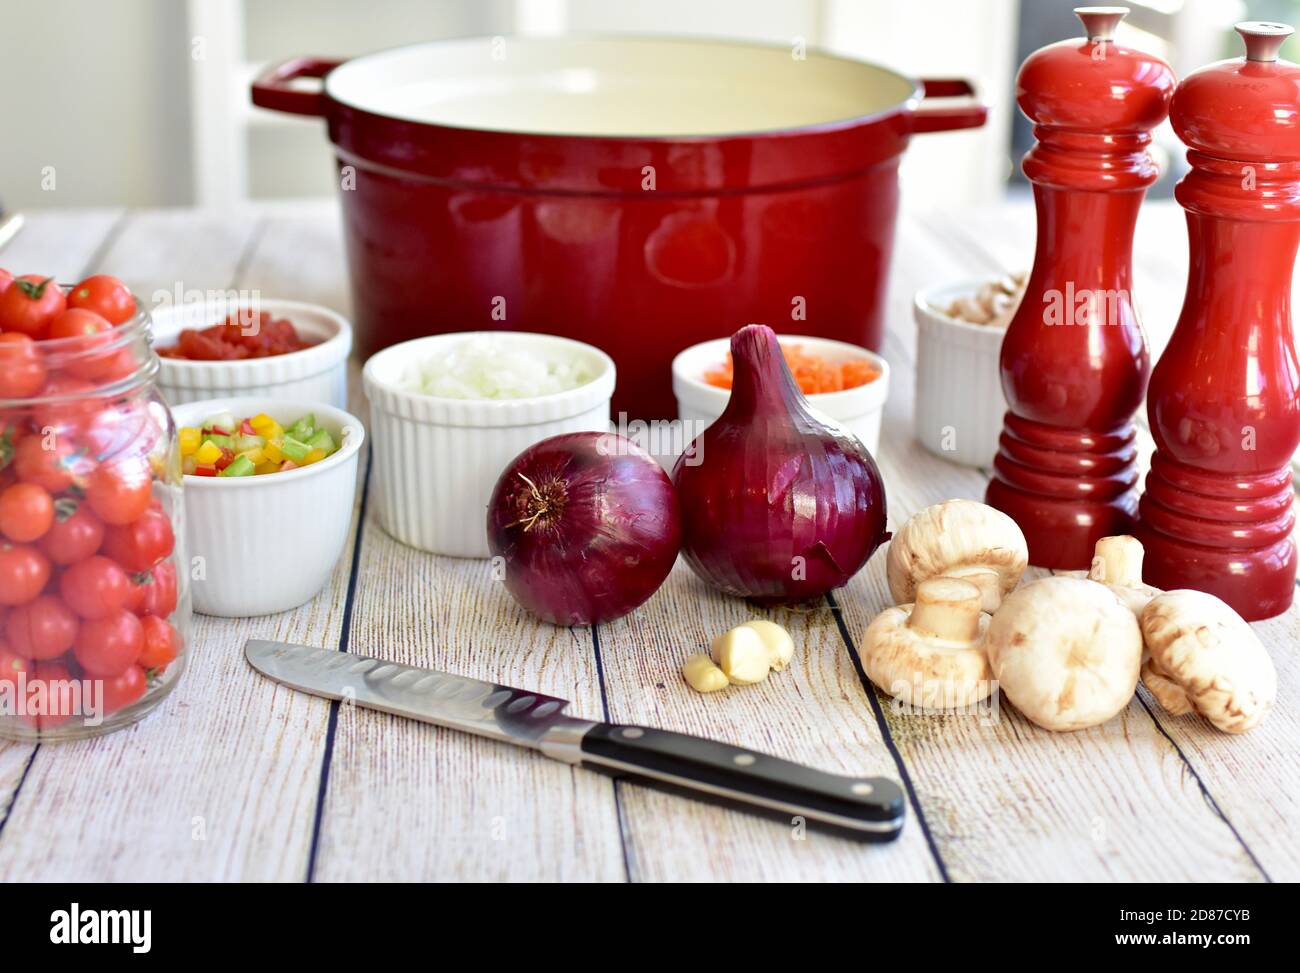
[362,332,615,558]
[912,282,1009,468]
[151,299,352,409]
[171,396,365,617]
[671,334,890,456]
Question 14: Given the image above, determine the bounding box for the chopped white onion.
[403,335,595,400]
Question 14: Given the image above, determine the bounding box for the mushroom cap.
[1139,590,1277,734]
[985,576,1142,732]
[886,499,1028,611]
[863,581,993,709]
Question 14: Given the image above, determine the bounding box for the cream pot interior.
[325,35,920,137]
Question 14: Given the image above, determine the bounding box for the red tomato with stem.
[101,505,173,572]
[73,608,143,677]
[0,482,55,543]
[58,554,131,619]
[133,560,178,617]
[138,615,180,669]
[12,434,94,493]
[6,594,78,660]
[84,460,152,525]
[0,276,65,338]
[37,499,103,565]
[0,542,50,606]
[66,275,135,325]
[101,664,147,714]
[0,333,47,398]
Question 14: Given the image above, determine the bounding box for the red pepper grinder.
[986,6,1174,568]
[1138,22,1300,621]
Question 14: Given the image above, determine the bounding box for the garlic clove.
[682,653,730,693]
[739,619,794,671]
[710,626,772,684]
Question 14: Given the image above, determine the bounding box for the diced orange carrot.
[701,343,879,395]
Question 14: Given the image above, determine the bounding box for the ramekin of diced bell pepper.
[179,411,340,476]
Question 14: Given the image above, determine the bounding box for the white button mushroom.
[862,577,994,708]
[984,576,1142,732]
[1087,534,1162,616]
[886,499,1029,612]
[1139,590,1277,734]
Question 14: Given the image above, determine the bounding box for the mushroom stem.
[907,577,983,643]
[946,567,1003,612]
[1089,535,1144,586]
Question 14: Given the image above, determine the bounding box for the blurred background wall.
[0,0,1287,211]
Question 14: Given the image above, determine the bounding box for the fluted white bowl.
[152,299,352,409]
[363,332,615,558]
[172,397,365,617]
[913,282,1008,468]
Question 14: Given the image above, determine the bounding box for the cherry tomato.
[101,506,173,572]
[38,500,103,565]
[138,615,180,670]
[6,594,78,661]
[84,460,152,525]
[83,399,156,463]
[0,276,65,338]
[0,643,31,686]
[59,554,131,619]
[74,608,143,677]
[0,269,13,295]
[46,308,114,380]
[0,333,47,398]
[29,660,76,730]
[12,433,94,493]
[133,560,178,617]
[31,375,102,437]
[0,482,55,543]
[66,275,135,325]
[101,664,147,714]
[0,542,51,606]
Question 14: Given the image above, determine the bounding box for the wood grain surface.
[0,201,1293,881]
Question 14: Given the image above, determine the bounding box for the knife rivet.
[621,727,644,739]
[851,782,874,796]
[733,754,756,766]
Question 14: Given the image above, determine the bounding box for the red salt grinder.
[986,7,1174,568]
[1138,23,1300,621]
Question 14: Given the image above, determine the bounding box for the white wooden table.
[0,200,1293,882]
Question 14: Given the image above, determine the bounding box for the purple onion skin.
[487,431,682,626]
[672,325,889,605]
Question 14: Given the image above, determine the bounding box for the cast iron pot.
[253,35,986,419]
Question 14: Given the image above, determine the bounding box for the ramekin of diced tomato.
[170,397,364,617]
[151,298,351,409]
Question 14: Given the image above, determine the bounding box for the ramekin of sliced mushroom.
[862,498,1278,735]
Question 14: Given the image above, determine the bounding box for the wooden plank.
[309,534,627,882]
[0,208,361,880]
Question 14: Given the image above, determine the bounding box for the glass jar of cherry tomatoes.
[0,277,189,740]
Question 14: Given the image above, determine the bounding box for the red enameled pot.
[252,35,986,419]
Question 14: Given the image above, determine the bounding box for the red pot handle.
[251,56,344,117]
[911,78,988,133]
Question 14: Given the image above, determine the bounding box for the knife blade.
[246,639,905,842]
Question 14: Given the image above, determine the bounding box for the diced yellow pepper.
[179,427,201,456]
[303,448,327,465]
[249,414,284,439]
[194,440,222,465]
[239,446,265,465]
[254,461,280,476]
[262,440,283,463]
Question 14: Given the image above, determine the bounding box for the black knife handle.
[579,723,905,842]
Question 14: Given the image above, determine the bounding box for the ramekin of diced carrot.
[180,410,340,476]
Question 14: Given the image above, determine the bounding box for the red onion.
[673,325,889,605]
[487,431,681,626]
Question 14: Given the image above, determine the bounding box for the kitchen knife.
[246,639,905,842]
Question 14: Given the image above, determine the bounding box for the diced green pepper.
[219,454,256,477]
[279,436,311,462]
[285,415,315,441]
[203,433,234,450]
[305,428,336,455]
